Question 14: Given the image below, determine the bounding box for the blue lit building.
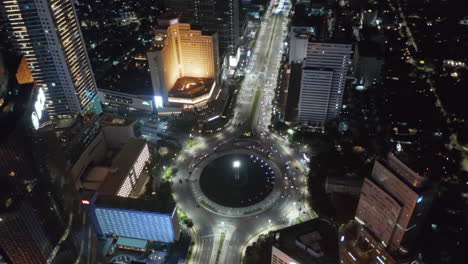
[84,193,180,243]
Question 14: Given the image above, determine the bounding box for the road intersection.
[170,1,317,263]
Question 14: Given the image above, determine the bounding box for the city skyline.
[1,0,467,264]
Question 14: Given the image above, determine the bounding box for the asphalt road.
[170,1,317,263]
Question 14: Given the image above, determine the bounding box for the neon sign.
[154,96,163,108]
[31,88,46,130]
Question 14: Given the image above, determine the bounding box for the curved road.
[171,1,316,263]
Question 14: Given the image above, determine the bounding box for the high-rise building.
[2,0,102,120]
[0,202,53,264]
[164,0,239,55]
[0,44,101,263]
[298,42,352,126]
[148,15,219,106]
[343,153,436,261]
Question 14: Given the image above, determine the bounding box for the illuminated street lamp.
[233,160,241,181]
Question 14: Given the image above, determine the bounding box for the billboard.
[31,88,46,129]
[154,96,163,108]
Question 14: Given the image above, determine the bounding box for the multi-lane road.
[170,1,317,263]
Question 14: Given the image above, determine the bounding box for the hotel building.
[148,15,219,106]
[2,0,102,119]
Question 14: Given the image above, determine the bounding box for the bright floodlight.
[233,161,241,168]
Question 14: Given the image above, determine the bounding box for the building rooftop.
[381,152,435,188]
[169,77,214,98]
[273,218,339,264]
[357,40,384,57]
[95,195,175,215]
[98,138,147,196]
[340,222,396,264]
[116,236,148,249]
[101,113,137,127]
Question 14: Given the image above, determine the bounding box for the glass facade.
[3,0,102,119]
[95,207,176,243]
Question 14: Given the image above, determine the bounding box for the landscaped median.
[177,207,193,228]
[163,167,174,180]
[215,232,226,264]
[243,208,262,215]
[247,90,261,129]
[185,139,198,148]
[199,200,218,212]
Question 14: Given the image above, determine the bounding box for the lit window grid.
[133,144,150,177]
[3,0,100,118]
[161,23,216,90]
[95,207,175,243]
[117,176,132,197]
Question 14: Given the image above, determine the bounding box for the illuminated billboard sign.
[154,96,163,108]
[31,88,46,129]
[229,55,238,67]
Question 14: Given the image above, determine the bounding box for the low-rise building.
[98,89,155,113]
[271,218,339,264]
[84,194,179,244]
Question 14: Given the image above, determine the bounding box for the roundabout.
[190,147,284,217]
[199,153,276,208]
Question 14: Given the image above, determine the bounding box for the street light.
[233,160,241,181]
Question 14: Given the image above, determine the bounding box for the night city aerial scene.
[0,0,467,263]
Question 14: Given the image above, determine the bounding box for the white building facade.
[3,0,101,119]
[298,42,352,126]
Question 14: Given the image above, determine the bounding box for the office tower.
[298,41,352,126]
[148,15,219,106]
[352,153,435,255]
[164,0,195,21]
[2,0,102,120]
[164,0,239,55]
[353,41,384,88]
[0,202,53,264]
[0,44,100,264]
[215,0,240,54]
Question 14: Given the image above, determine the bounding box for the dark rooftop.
[96,195,175,215]
[273,218,339,264]
[98,138,147,196]
[357,40,384,57]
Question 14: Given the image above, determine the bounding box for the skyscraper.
[0,202,53,264]
[0,42,101,264]
[2,0,102,120]
[298,42,352,126]
[354,153,435,253]
[164,0,239,55]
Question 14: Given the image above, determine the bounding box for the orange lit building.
[15,57,34,85]
[148,14,219,107]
